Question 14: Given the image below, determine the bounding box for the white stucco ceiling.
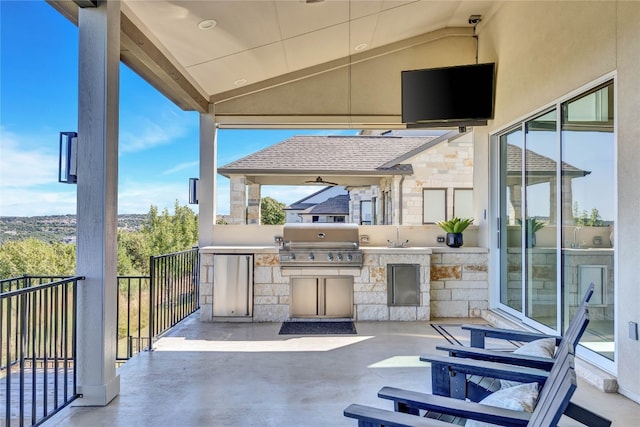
[50,0,499,127]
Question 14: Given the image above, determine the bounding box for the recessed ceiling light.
[354,43,368,51]
[234,78,247,86]
[198,19,217,30]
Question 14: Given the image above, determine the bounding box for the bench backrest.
[528,346,576,426]
[557,282,593,354]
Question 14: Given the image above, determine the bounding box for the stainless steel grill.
[278,223,363,268]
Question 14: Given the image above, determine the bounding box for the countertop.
[199,245,488,254]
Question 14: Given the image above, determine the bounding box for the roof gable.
[218,135,439,176]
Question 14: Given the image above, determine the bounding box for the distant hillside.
[0,214,147,244]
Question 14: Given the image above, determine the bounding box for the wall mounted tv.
[401,62,495,127]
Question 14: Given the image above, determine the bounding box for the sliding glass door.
[496,80,615,367]
[499,110,558,330]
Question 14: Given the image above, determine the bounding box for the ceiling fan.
[305,176,339,186]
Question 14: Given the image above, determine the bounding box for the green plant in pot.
[517,218,546,247]
[436,217,474,248]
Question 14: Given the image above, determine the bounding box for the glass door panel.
[561,81,615,360]
[524,110,558,329]
[499,128,523,312]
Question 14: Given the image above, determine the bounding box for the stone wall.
[200,247,489,322]
[429,249,489,317]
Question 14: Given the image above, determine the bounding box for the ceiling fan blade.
[304,176,338,186]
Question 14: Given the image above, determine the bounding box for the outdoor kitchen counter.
[200,246,279,254]
[198,245,489,322]
[200,246,489,254]
[360,246,488,253]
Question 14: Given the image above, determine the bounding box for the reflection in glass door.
[499,110,558,330]
[561,82,615,361]
[524,110,558,329]
[499,128,523,313]
[497,79,615,365]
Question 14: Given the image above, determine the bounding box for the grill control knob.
[337,253,343,261]
[346,253,353,261]
[327,252,334,261]
[308,253,314,261]
[290,253,296,260]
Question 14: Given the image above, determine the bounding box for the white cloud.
[119,113,190,153]
[0,128,60,188]
[162,160,199,176]
[0,187,76,216]
[118,181,191,214]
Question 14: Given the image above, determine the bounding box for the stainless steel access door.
[213,254,253,317]
[290,276,353,318]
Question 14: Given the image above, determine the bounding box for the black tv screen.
[401,63,495,125]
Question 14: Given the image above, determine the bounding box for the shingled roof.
[217,135,443,176]
[507,144,590,176]
[306,194,350,215]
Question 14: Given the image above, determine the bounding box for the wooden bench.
[460,282,594,351]
[421,284,611,426]
[345,348,577,427]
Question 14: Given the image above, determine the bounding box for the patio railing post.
[148,255,155,353]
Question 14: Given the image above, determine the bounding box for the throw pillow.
[465,382,539,427]
[500,338,556,389]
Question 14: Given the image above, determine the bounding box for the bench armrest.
[420,354,549,384]
[378,387,530,426]
[461,324,560,348]
[344,403,450,427]
[436,344,555,371]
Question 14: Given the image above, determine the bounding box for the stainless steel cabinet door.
[324,277,353,317]
[291,277,319,317]
[213,255,253,317]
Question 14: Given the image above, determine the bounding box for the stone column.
[247,183,261,224]
[229,175,247,224]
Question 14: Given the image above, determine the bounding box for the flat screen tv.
[401,63,495,126]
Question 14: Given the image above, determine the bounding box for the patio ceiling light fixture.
[198,19,217,30]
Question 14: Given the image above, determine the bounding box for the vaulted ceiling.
[49,0,499,128]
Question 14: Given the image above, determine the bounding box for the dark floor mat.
[278,321,357,335]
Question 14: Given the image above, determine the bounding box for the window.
[423,189,447,223]
[454,188,473,218]
[360,200,372,225]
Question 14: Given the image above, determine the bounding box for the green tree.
[117,230,149,275]
[142,201,198,256]
[261,197,285,225]
[0,238,75,279]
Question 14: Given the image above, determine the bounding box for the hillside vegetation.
[0,202,197,280]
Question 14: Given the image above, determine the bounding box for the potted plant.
[517,218,546,247]
[436,217,474,248]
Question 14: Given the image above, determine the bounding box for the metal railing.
[1,276,83,427]
[1,248,200,424]
[148,249,200,344]
[117,248,199,362]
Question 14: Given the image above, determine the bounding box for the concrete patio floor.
[47,314,639,426]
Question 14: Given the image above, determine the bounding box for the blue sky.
[0,1,354,217]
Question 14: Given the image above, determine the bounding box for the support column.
[391,175,402,225]
[229,176,247,224]
[75,0,120,406]
[199,108,216,246]
[247,183,261,224]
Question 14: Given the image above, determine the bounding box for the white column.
[199,108,216,246]
[75,0,120,405]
